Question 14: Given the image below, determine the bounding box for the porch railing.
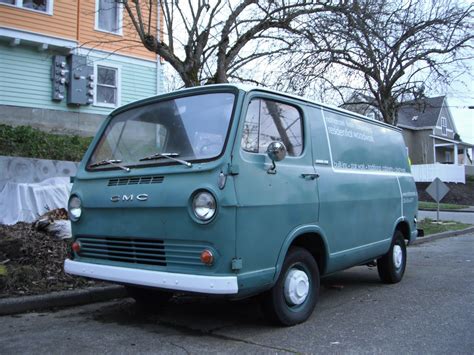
[410,163,465,183]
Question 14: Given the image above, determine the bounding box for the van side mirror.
[266,141,287,174]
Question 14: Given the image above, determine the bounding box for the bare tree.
[120,0,331,87]
[283,0,473,125]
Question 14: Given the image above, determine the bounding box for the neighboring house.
[342,94,473,166]
[0,0,164,136]
[397,96,472,166]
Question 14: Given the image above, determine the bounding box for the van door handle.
[301,173,319,180]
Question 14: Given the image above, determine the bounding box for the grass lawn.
[418,218,472,236]
[418,201,469,210]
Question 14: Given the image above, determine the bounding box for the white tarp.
[0,177,71,225]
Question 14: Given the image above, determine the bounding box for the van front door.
[231,94,319,288]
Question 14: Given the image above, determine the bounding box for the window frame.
[86,90,239,171]
[0,0,53,15]
[241,97,305,157]
[94,63,121,108]
[95,0,124,36]
[440,117,448,136]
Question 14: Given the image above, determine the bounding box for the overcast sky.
[446,80,474,145]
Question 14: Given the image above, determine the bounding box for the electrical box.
[67,55,94,105]
[51,54,94,105]
[51,55,68,101]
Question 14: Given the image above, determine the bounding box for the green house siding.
[0,43,159,115]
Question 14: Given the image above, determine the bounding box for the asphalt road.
[1,234,473,354]
[418,210,474,224]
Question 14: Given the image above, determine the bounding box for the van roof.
[112,84,401,132]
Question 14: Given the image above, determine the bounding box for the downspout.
[156,0,162,94]
[76,0,81,49]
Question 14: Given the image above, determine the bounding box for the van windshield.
[88,92,235,170]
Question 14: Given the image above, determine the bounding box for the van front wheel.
[261,247,319,326]
[377,231,407,283]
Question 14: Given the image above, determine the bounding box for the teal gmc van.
[65,84,418,325]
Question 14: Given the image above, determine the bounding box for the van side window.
[241,99,303,156]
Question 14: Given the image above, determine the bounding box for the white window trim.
[440,117,448,136]
[0,0,54,15]
[94,0,124,36]
[435,126,453,132]
[93,63,121,108]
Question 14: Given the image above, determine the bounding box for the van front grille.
[76,236,166,266]
[75,237,207,268]
[108,176,164,186]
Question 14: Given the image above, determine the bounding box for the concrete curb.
[418,209,474,213]
[412,226,474,245]
[0,285,127,316]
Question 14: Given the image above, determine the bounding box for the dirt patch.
[417,181,474,206]
[0,222,102,298]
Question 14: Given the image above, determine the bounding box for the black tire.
[377,230,407,283]
[261,247,320,326]
[126,286,172,310]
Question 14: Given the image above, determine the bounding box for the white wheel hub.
[393,245,403,269]
[284,268,309,306]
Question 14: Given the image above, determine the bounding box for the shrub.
[0,124,92,162]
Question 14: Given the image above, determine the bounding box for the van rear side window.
[241,99,303,156]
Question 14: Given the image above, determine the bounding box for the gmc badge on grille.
[111,194,148,202]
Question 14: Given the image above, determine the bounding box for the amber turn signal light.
[200,249,214,265]
[72,241,81,253]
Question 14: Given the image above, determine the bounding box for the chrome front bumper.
[64,259,238,294]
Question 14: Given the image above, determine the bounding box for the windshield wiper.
[88,159,131,172]
[139,152,192,167]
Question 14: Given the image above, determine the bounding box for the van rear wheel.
[261,247,319,326]
[377,230,407,283]
[126,286,172,310]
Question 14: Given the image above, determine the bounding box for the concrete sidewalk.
[418,210,474,224]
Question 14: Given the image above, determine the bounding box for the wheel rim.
[284,268,310,306]
[393,244,403,269]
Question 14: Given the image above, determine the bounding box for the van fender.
[272,224,330,283]
[392,216,415,245]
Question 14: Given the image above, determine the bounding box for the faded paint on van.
[65,84,418,325]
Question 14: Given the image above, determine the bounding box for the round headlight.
[192,191,216,221]
[68,195,82,222]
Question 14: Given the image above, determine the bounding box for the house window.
[241,98,303,156]
[0,0,53,14]
[96,0,122,34]
[95,65,120,107]
[441,117,447,136]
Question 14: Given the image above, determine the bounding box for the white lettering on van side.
[333,160,406,173]
[326,117,374,143]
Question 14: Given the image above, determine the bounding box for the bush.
[0,124,92,162]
